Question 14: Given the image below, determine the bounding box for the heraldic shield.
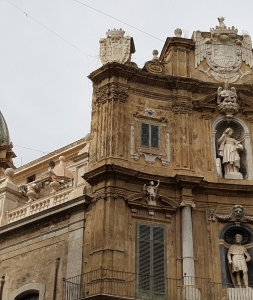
[194,17,253,83]
[206,42,241,73]
[99,29,134,65]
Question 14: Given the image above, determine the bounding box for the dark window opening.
[19,294,39,300]
[140,123,159,149]
[27,175,36,183]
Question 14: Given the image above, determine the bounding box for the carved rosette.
[96,83,129,105]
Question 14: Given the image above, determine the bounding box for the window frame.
[140,122,160,150]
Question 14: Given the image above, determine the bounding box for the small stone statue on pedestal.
[143,180,160,205]
[227,234,251,287]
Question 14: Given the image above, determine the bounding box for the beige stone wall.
[0,208,84,300]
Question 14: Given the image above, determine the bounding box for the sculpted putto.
[143,180,160,205]
[227,234,251,287]
[218,128,243,179]
[217,85,239,119]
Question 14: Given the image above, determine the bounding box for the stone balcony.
[7,178,74,223]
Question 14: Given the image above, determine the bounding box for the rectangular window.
[136,223,166,300]
[140,123,159,149]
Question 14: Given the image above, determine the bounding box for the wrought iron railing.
[62,268,253,300]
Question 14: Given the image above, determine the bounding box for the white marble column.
[182,206,195,285]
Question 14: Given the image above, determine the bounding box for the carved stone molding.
[172,100,193,113]
[96,83,129,105]
[207,205,253,223]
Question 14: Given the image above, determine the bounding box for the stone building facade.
[1,17,253,300]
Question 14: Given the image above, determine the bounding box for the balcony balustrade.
[63,268,253,300]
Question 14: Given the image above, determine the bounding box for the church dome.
[0,111,10,146]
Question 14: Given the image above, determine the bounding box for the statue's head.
[233,205,244,220]
[235,234,243,244]
[150,181,154,186]
[225,127,233,136]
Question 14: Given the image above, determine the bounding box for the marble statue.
[143,180,160,205]
[227,234,251,287]
[217,128,243,179]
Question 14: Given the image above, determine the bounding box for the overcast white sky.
[1,0,253,167]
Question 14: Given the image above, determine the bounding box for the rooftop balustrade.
[7,178,74,223]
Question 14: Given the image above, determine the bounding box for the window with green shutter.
[136,223,166,300]
[140,123,160,149]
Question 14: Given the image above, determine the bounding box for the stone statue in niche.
[143,180,160,205]
[217,127,243,179]
[227,234,251,287]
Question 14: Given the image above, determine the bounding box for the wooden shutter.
[141,123,150,147]
[153,226,165,293]
[138,224,151,292]
[137,224,166,299]
[151,125,159,149]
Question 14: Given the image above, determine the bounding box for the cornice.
[83,164,253,197]
[88,62,222,93]
[194,181,253,197]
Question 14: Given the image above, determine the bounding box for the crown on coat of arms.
[106,28,125,38]
[210,16,238,40]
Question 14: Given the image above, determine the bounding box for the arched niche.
[219,224,253,286]
[212,117,253,180]
[9,283,45,300]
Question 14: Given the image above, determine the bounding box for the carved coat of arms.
[99,29,135,65]
[194,17,253,83]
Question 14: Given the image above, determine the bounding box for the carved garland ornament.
[207,205,253,222]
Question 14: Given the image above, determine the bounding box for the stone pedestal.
[225,172,243,180]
